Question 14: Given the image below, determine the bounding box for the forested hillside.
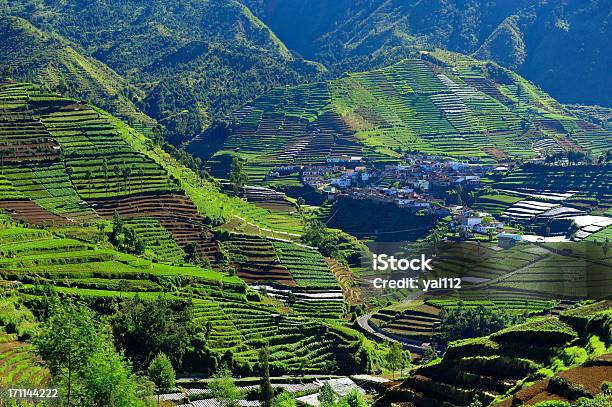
[1,0,324,144]
[243,0,612,107]
[0,15,153,127]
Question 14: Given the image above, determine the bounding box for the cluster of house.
[453,207,522,247]
[298,154,505,191]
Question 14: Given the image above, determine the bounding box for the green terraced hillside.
[380,301,612,406]
[0,218,364,375]
[0,15,153,127]
[192,51,611,186]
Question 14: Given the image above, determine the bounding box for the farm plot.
[272,241,338,288]
[370,304,441,343]
[190,296,358,373]
[242,186,295,212]
[0,199,72,225]
[382,301,608,407]
[473,194,523,215]
[222,235,295,286]
[91,193,221,262]
[495,166,612,210]
[488,247,612,299]
[123,217,185,263]
[503,200,560,221]
[0,328,49,387]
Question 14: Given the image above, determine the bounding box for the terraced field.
[91,193,221,262]
[0,81,180,225]
[494,165,612,213]
[380,301,612,406]
[0,328,49,387]
[222,234,295,286]
[194,52,611,188]
[0,220,362,375]
[272,241,338,288]
[123,217,186,263]
[370,304,442,344]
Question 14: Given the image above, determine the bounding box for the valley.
[0,1,610,406]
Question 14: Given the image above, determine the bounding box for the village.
[273,153,521,244]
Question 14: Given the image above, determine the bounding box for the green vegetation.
[440,305,519,343]
[199,52,610,191]
[2,0,323,144]
[384,302,612,406]
[34,302,147,406]
[147,352,175,394]
[244,1,610,107]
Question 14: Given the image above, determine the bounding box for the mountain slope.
[3,0,324,144]
[190,51,611,185]
[242,0,612,107]
[0,15,152,127]
[0,80,370,375]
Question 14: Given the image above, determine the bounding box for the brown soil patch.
[559,365,612,395]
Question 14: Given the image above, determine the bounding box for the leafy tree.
[318,382,335,407]
[296,197,305,213]
[386,341,403,379]
[112,296,194,368]
[33,303,101,405]
[75,344,144,407]
[302,219,338,257]
[422,347,439,364]
[148,352,176,395]
[469,395,483,407]
[259,346,273,407]
[185,241,199,264]
[209,368,243,407]
[229,157,248,193]
[33,302,144,406]
[338,389,368,407]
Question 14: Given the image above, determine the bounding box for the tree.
[229,157,248,193]
[386,341,403,379]
[401,350,412,377]
[75,344,144,407]
[33,302,144,406]
[148,352,176,399]
[1,65,12,79]
[296,197,305,214]
[318,382,335,407]
[111,296,194,369]
[209,368,243,407]
[302,219,338,257]
[185,241,199,264]
[259,346,273,407]
[440,304,513,343]
[469,395,483,407]
[33,303,101,406]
